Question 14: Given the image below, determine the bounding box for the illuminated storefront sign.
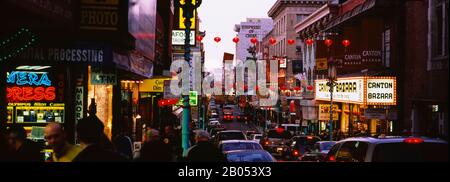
[318,104,339,121]
[315,77,397,105]
[315,78,365,104]
[141,78,171,92]
[366,77,397,105]
[172,30,195,45]
[6,71,57,102]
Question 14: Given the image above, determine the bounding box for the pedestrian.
[72,115,127,162]
[139,129,173,162]
[4,125,43,162]
[44,123,83,162]
[185,130,227,162]
[163,125,182,161]
[112,131,133,160]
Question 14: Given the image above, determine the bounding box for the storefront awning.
[325,0,377,31]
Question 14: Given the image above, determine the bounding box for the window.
[372,143,448,162]
[431,0,449,58]
[382,28,391,67]
[335,141,368,162]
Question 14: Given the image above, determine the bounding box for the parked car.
[284,136,321,161]
[218,140,263,153]
[225,150,277,162]
[261,128,293,158]
[209,127,226,142]
[324,136,448,162]
[250,134,263,143]
[215,130,247,145]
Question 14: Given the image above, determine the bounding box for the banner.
[319,104,339,121]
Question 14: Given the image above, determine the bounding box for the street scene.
[0,0,448,163]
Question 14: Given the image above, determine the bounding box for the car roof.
[337,136,449,144]
[219,140,259,144]
[218,130,243,133]
[224,150,269,155]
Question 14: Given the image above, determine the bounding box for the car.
[209,127,226,141]
[208,120,221,127]
[323,136,449,162]
[261,128,293,158]
[249,134,263,143]
[215,130,247,145]
[280,124,301,136]
[225,150,277,162]
[312,141,336,155]
[222,114,234,122]
[299,152,326,162]
[210,112,219,120]
[245,130,258,138]
[284,136,321,161]
[218,140,263,153]
[223,105,234,115]
[236,113,248,122]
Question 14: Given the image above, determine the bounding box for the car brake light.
[329,156,335,161]
[265,141,269,145]
[404,138,424,144]
[307,136,313,140]
[293,150,299,156]
[238,116,241,119]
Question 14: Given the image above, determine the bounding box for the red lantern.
[287,39,295,45]
[269,38,276,45]
[280,85,287,91]
[196,35,203,42]
[305,39,314,45]
[290,100,296,113]
[342,39,351,47]
[294,86,301,91]
[232,37,240,43]
[250,37,258,44]
[214,37,221,43]
[324,39,333,47]
[307,85,313,91]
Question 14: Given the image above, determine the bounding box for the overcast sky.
[198,0,277,71]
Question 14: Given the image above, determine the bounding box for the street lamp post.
[180,0,202,155]
[327,57,337,141]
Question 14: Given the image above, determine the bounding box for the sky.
[198,0,277,71]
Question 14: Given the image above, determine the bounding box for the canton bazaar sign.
[315,77,397,105]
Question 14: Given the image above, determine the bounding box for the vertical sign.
[178,0,196,29]
[75,86,84,122]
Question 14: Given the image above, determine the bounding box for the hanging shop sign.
[315,77,365,104]
[80,0,120,31]
[318,104,339,121]
[364,108,386,120]
[75,86,84,122]
[316,58,328,71]
[172,30,195,46]
[279,58,287,68]
[366,77,397,105]
[91,72,117,85]
[141,78,171,92]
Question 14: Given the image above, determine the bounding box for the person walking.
[139,129,173,162]
[44,123,82,162]
[185,130,227,162]
[5,125,43,162]
[72,115,127,162]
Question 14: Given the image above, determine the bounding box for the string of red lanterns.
[214,37,221,43]
[250,37,258,44]
[287,39,296,45]
[233,37,240,43]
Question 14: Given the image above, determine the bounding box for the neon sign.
[7,86,56,102]
[7,71,51,86]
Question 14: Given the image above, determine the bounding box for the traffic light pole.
[180,0,202,156]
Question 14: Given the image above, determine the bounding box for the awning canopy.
[325,0,377,31]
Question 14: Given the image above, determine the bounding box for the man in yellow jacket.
[44,123,82,162]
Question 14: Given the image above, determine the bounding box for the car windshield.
[218,132,246,141]
[267,130,292,139]
[372,142,449,162]
[227,151,274,162]
[320,142,336,151]
[222,143,263,152]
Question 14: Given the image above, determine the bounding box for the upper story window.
[431,0,449,59]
